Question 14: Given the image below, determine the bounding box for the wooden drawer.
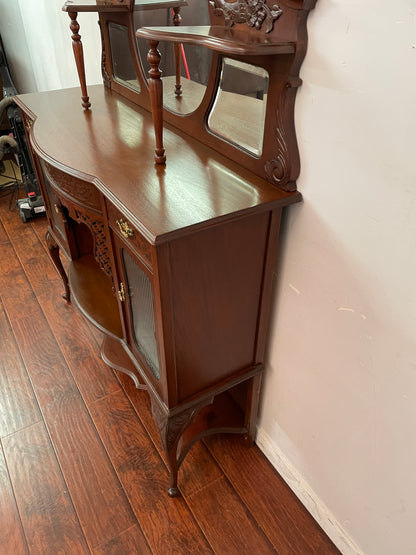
[107,201,152,267]
[41,160,102,214]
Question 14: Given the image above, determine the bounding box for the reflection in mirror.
[208,59,269,157]
[108,23,141,92]
[134,2,212,115]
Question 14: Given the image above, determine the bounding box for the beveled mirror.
[134,0,212,115]
[108,22,141,92]
[208,58,269,157]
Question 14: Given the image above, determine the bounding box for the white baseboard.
[255,427,363,555]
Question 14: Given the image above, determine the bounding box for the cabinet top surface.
[17,86,300,243]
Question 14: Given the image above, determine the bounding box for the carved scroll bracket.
[265,77,303,192]
[151,396,214,496]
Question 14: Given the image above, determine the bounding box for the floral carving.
[151,397,214,453]
[265,79,302,192]
[73,210,113,279]
[43,162,102,212]
[209,0,283,33]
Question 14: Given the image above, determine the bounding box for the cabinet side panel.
[169,212,271,402]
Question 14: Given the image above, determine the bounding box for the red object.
[181,44,190,80]
[171,9,190,80]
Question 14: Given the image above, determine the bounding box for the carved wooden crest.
[209,0,283,33]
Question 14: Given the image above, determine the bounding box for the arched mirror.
[108,22,141,92]
[208,58,269,157]
[134,0,212,115]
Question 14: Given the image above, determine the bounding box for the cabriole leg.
[45,230,70,302]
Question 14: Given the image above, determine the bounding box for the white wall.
[0,0,101,93]
[258,1,416,554]
[1,1,415,553]
[0,0,37,93]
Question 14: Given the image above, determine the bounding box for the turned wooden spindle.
[68,12,91,110]
[147,40,166,165]
[172,8,182,98]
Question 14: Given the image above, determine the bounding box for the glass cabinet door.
[121,247,160,380]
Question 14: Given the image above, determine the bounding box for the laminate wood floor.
[0,175,340,554]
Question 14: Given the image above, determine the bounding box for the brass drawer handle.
[116,218,134,239]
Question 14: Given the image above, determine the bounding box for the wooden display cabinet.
[16,0,316,495]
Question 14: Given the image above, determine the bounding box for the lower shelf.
[101,335,146,390]
[68,254,123,339]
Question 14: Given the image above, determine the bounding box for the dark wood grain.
[3,421,89,554]
[1,207,121,406]
[0,216,9,244]
[0,219,138,551]
[186,474,276,554]
[10,313,139,550]
[0,448,29,555]
[206,434,339,554]
[0,307,41,437]
[90,389,212,553]
[93,525,152,554]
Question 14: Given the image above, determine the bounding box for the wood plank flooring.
[0,169,340,554]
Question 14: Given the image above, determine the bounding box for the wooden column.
[147,40,166,165]
[172,8,182,98]
[68,12,91,110]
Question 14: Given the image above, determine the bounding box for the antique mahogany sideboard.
[15,0,316,495]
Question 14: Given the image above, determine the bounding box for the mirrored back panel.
[109,22,141,92]
[208,58,269,157]
[134,1,211,115]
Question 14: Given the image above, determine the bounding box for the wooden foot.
[167,486,180,498]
